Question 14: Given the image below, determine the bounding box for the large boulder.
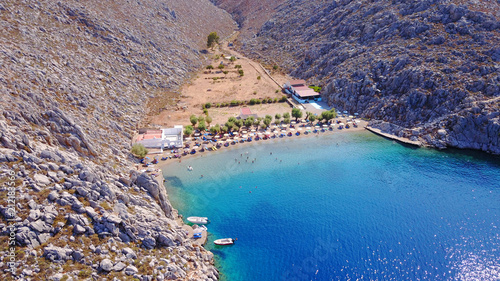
[43,245,73,262]
[99,258,114,272]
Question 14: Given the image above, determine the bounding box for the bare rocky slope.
[218,0,500,154]
[0,0,236,280]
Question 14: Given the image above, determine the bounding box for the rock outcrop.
[217,0,500,154]
[0,0,236,279]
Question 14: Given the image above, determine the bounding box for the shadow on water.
[164,176,184,188]
[210,249,229,259]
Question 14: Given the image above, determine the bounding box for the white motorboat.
[214,238,236,245]
[187,216,208,224]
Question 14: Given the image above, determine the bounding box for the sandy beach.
[144,118,368,171]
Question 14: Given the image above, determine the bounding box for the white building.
[136,125,183,149]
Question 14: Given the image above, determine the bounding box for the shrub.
[235,65,242,69]
[279,96,288,102]
[249,99,257,105]
[203,108,208,115]
[262,99,267,104]
[275,89,280,93]
[230,100,239,106]
[309,85,322,92]
[257,76,261,80]
[238,69,244,76]
[216,103,220,107]
[131,144,148,158]
[218,64,225,69]
[78,270,91,278]
[255,99,261,104]
[206,65,214,69]
[230,56,236,62]
[273,98,278,103]
[273,65,279,70]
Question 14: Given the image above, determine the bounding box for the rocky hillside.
[209,0,286,39]
[0,0,236,280]
[221,0,500,154]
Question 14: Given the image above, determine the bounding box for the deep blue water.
[162,131,500,281]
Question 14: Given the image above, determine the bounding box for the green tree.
[238,69,244,76]
[225,121,234,132]
[198,116,205,124]
[190,115,198,126]
[228,117,237,123]
[263,115,272,128]
[284,117,291,124]
[198,120,207,131]
[206,65,214,69]
[131,144,148,158]
[210,124,220,134]
[184,125,194,136]
[221,126,229,133]
[309,114,316,124]
[233,119,242,131]
[230,56,236,62]
[244,116,254,128]
[275,113,281,125]
[292,108,303,122]
[207,32,219,49]
[254,117,262,127]
[235,64,242,69]
[218,64,225,69]
[283,112,290,119]
[206,116,213,127]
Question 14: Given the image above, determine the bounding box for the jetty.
[366,126,422,147]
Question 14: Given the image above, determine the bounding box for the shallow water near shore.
[162,131,500,281]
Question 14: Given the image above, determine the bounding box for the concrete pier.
[366,126,422,147]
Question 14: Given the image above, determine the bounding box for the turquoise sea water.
[162,131,500,281]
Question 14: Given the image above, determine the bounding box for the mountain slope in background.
[219,0,500,154]
[0,0,236,279]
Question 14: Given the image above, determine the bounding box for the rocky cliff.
[0,0,236,280]
[219,0,500,154]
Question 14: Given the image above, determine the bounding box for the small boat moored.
[214,238,236,245]
[187,216,209,224]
